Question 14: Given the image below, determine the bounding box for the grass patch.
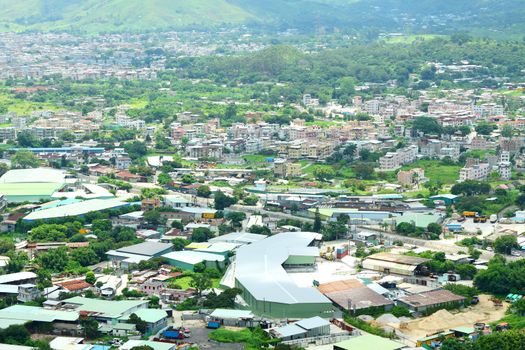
[168,275,220,290]
[401,160,461,184]
[492,314,525,329]
[384,34,446,44]
[243,154,273,163]
[344,314,396,338]
[209,328,280,350]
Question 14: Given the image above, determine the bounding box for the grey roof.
[208,232,268,245]
[0,168,66,184]
[295,316,330,330]
[162,251,225,265]
[0,305,79,323]
[272,324,307,338]
[234,232,331,305]
[0,272,36,285]
[24,198,130,221]
[0,285,19,294]
[209,309,254,319]
[117,242,173,257]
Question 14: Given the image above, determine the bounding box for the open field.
[402,160,461,184]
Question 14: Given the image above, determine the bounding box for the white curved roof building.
[234,232,334,319]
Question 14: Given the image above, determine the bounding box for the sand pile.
[414,309,487,332]
[358,315,374,322]
[376,314,401,326]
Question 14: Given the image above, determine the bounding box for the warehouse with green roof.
[0,168,68,203]
[233,232,335,319]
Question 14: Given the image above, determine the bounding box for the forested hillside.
[0,0,523,35]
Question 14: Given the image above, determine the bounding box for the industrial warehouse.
[0,168,69,203]
[231,232,336,319]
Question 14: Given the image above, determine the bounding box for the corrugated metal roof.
[162,250,225,265]
[24,198,130,221]
[295,316,330,330]
[235,232,331,305]
[117,242,173,257]
[0,168,66,184]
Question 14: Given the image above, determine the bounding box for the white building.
[498,161,512,180]
[379,145,418,171]
[459,163,490,182]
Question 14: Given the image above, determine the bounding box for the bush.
[391,306,412,318]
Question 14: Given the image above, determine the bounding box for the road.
[168,190,315,223]
[359,226,499,260]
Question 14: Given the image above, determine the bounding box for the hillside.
[0,0,256,32]
[0,0,523,35]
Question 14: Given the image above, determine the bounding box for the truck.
[163,328,185,340]
[207,321,221,329]
[463,211,478,218]
[473,216,487,223]
[490,214,498,223]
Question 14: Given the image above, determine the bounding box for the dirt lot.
[396,295,507,342]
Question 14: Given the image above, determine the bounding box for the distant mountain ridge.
[0,0,523,35]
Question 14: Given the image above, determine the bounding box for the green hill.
[0,0,256,32]
[0,0,523,35]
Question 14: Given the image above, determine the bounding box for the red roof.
[57,279,92,291]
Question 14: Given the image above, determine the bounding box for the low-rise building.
[397,289,466,312]
[273,159,302,178]
[107,242,173,270]
[459,163,490,182]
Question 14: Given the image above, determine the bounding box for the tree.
[0,324,31,343]
[475,122,496,135]
[197,185,211,198]
[249,225,272,235]
[412,116,443,135]
[85,271,96,285]
[144,210,165,226]
[37,247,69,272]
[242,195,259,206]
[322,221,347,241]
[427,222,442,236]
[313,166,336,181]
[396,222,416,235]
[70,247,99,267]
[352,162,375,180]
[172,238,189,251]
[313,208,322,233]
[80,318,100,339]
[226,211,246,228]
[191,227,213,242]
[451,180,491,196]
[189,273,212,296]
[501,124,513,137]
[131,346,154,350]
[493,235,519,255]
[157,172,172,186]
[10,150,40,168]
[181,174,196,184]
[123,141,147,159]
[128,313,148,334]
[0,163,8,177]
[36,269,52,290]
[516,194,525,209]
[214,191,237,210]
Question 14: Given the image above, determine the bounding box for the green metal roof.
[120,309,168,324]
[395,212,441,228]
[63,296,148,319]
[334,334,405,350]
[0,183,64,196]
[0,305,79,323]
